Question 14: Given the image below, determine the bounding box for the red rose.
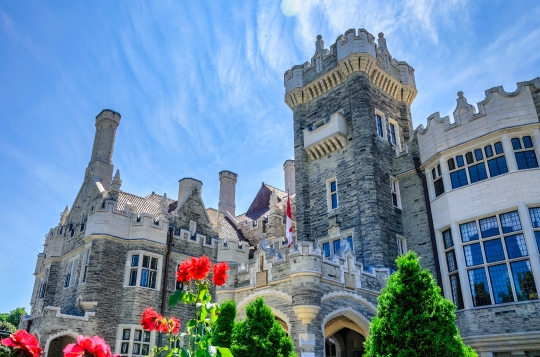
[188,256,211,280]
[63,335,113,357]
[212,262,230,286]
[1,330,42,357]
[176,259,192,283]
[141,307,163,331]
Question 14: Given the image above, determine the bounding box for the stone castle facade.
[22,28,540,357]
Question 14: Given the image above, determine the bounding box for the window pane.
[121,343,129,354]
[448,158,456,171]
[437,165,442,177]
[505,234,528,258]
[323,243,330,257]
[143,331,150,343]
[431,168,437,180]
[149,271,157,289]
[535,231,540,252]
[500,211,522,233]
[488,156,508,177]
[446,250,457,272]
[525,151,539,168]
[134,330,142,341]
[488,264,514,304]
[392,193,398,207]
[460,222,479,242]
[449,274,464,309]
[434,178,445,197]
[511,138,522,150]
[465,152,474,164]
[530,207,540,228]
[333,240,341,254]
[479,216,499,238]
[510,260,538,301]
[122,329,131,340]
[484,145,493,158]
[151,257,158,270]
[330,181,336,192]
[142,345,149,355]
[494,142,504,154]
[474,149,484,161]
[331,193,338,209]
[468,163,487,183]
[515,152,528,170]
[443,229,453,249]
[133,343,140,355]
[129,269,137,286]
[142,256,150,268]
[456,155,465,167]
[468,268,492,306]
[523,136,533,148]
[464,243,484,266]
[483,239,505,263]
[140,269,149,287]
[131,255,139,267]
[347,236,353,251]
[390,124,396,145]
[450,169,468,189]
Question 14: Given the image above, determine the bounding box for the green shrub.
[211,300,237,349]
[364,251,477,357]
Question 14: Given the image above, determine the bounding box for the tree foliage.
[0,308,25,329]
[0,321,18,357]
[364,251,477,357]
[230,298,296,357]
[211,300,237,349]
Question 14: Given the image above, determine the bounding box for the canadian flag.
[286,195,293,248]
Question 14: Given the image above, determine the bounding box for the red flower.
[1,330,42,357]
[141,307,163,331]
[188,256,211,280]
[63,335,113,357]
[176,259,192,283]
[157,317,181,334]
[212,262,230,286]
[169,317,181,335]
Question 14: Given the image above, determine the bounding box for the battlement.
[284,28,417,109]
[221,240,389,292]
[95,109,121,126]
[417,78,540,164]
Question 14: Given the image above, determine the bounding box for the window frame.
[115,324,155,357]
[440,228,464,309]
[318,230,354,259]
[124,251,162,290]
[390,176,401,209]
[431,164,445,198]
[511,136,539,170]
[326,178,338,211]
[458,210,538,307]
[79,246,91,284]
[397,235,407,256]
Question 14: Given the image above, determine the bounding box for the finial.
[457,91,464,98]
[111,169,122,191]
[161,193,169,214]
[315,35,325,53]
[317,35,322,40]
[378,32,384,38]
[60,206,69,225]
[377,32,387,51]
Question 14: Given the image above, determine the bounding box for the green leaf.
[180,349,191,357]
[169,290,183,307]
[216,347,234,357]
[200,305,208,321]
[195,348,208,357]
[187,319,197,328]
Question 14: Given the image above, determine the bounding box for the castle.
[22,28,540,357]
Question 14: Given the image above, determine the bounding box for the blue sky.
[0,0,539,313]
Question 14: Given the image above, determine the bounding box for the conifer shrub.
[211,300,237,349]
[231,297,296,357]
[364,251,477,357]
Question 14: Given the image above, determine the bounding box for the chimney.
[283,160,295,195]
[218,170,238,216]
[177,178,203,207]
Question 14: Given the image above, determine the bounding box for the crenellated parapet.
[284,29,417,109]
[416,78,540,164]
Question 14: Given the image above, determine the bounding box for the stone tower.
[284,30,417,269]
[218,170,237,216]
[283,160,296,195]
[87,109,121,189]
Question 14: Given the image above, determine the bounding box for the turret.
[87,109,121,189]
[218,170,237,216]
[177,178,203,208]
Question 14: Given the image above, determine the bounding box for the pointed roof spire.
[111,169,122,191]
[161,193,169,214]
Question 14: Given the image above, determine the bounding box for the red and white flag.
[286,195,293,248]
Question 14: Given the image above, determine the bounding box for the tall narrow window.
[389,123,397,145]
[397,236,407,255]
[530,207,540,253]
[328,179,338,210]
[390,178,401,208]
[333,240,341,255]
[376,115,383,138]
[443,227,465,310]
[323,242,330,257]
[347,236,353,251]
[80,249,90,284]
[431,164,445,197]
[512,136,539,170]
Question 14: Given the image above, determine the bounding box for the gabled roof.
[219,216,248,243]
[238,183,293,222]
[116,191,174,216]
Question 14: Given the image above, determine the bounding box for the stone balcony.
[303,112,347,160]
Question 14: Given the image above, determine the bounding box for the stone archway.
[322,309,370,357]
[45,332,77,357]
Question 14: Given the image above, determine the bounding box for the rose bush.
[1,330,42,357]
